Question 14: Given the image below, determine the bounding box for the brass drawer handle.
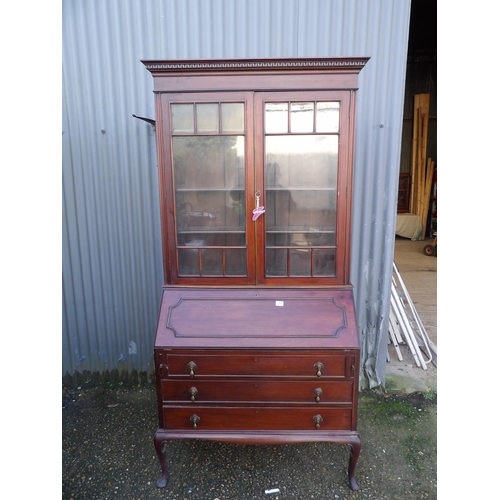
[189,386,198,402]
[313,414,323,429]
[314,387,323,403]
[188,361,197,378]
[314,362,324,377]
[190,414,200,429]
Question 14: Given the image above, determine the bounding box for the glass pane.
[316,102,340,133]
[173,133,246,275]
[308,230,335,246]
[265,135,337,231]
[175,190,246,246]
[313,249,336,276]
[266,231,290,247]
[173,136,245,189]
[171,104,194,133]
[265,135,338,188]
[196,103,219,133]
[292,191,337,229]
[202,249,223,275]
[264,189,296,231]
[265,103,288,133]
[264,134,338,278]
[221,103,244,133]
[178,248,200,276]
[290,249,311,276]
[266,230,335,248]
[290,102,314,133]
[177,232,246,248]
[225,248,246,275]
[266,248,287,276]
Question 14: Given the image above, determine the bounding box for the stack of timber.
[388,262,437,369]
[410,93,435,240]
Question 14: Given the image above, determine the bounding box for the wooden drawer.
[161,380,353,404]
[162,406,353,431]
[165,352,355,378]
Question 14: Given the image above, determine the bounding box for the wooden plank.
[410,94,430,218]
[415,109,423,214]
[409,95,419,212]
[419,95,429,171]
[420,159,434,237]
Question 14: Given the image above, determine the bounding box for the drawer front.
[163,406,352,431]
[161,380,353,404]
[166,353,355,378]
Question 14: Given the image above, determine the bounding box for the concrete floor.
[385,236,437,393]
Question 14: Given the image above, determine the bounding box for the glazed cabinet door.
[254,91,353,286]
[158,90,354,286]
[159,92,256,285]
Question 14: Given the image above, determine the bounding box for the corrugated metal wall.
[62,0,411,388]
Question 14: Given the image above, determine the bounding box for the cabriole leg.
[348,435,361,490]
[154,433,168,488]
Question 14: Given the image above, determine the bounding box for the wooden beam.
[410,94,430,216]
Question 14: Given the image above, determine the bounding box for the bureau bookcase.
[143,57,369,491]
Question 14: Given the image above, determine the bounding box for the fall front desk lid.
[155,288,359,349]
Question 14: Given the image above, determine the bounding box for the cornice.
[142,57,370,74]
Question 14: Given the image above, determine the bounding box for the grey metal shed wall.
[62,0,411,388]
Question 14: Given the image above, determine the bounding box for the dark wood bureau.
[153,287,361,490]
[142,57,368,491]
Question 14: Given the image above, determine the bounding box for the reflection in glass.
[265,103,288,133]
[290,102,314,133]
[316,102,340,133]
[221,103,244,133]
[171,104,194,133]
[196,103,219,133]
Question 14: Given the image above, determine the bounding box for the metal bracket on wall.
[132,114,156,127]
